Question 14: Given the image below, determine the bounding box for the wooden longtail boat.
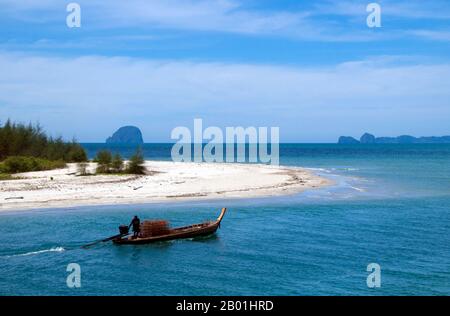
[113,208,227,245]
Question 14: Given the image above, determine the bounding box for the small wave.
[3,247,65,258]
[306,167,331,173]
[330,167,359,172]
[350,186,365,192]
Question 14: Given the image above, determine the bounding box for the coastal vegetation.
[94,150,113,174]
[126,148,146,175]
[93,148,145,175]
[0,156,66,174]
[0,120,87,176]
[111,153,125,173]
[76,162,89,176]
[0,173,14,180]
[0,120,146,179]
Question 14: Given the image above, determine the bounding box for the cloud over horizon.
[1,52,449,142]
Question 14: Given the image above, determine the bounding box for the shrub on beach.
[77,162,90,176]
[0,173,13,180]
[0,156,66,174]
[111,153,124,173]
[66,143,88,162]
[94,150,112,173]
[125,147,146,175]
[94,149,145,175]
[94,151,125,174]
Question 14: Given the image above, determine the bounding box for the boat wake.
[2,247,65,258]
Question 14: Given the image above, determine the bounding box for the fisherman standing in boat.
[129,215,141,238]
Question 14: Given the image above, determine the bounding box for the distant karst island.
[106,126,144,144]
[338,133,450,144]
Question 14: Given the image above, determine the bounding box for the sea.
[0,144,449,295]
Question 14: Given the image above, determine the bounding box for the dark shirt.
[130,218,140,232]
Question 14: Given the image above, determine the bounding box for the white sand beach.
[0,161,331,211]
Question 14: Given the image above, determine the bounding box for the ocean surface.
[1,144,450,295]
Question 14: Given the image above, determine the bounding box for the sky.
[0,0,450,142]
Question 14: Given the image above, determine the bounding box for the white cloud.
[0,0,311,35]
[1,52,449,141]
[314,0,450,19]
[409,30,450,42]
[2,0,448,42]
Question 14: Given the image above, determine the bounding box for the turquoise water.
[1,144,450,295]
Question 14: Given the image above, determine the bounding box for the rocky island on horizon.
[106,126,144,144]
[338,133,450,144]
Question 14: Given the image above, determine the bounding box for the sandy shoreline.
[0,161,332,212]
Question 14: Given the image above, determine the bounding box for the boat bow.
[216,208,227,223]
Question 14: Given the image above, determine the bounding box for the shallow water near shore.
[1,144,450,295]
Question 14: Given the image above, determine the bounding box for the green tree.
[111,153,124,173]
[66,143,88,162]
[126,147,145,175]
[95,150,112,173]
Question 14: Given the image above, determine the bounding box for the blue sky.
[1,0,450,142]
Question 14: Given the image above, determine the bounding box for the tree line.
[0,119,87,162]
[0,120,87,174]
[0,120,146,176]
